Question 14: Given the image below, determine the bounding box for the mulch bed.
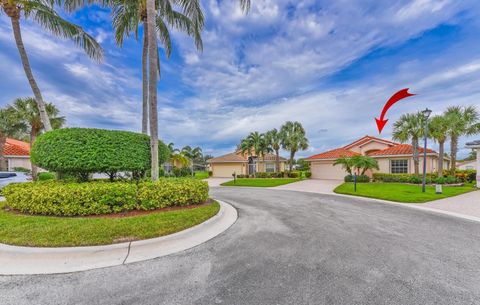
[3,199,215,219]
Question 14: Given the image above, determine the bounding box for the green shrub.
[408,175,422,184]
[31,128,170,180]
[172,167,191,177]
[3,179,208,216]
[372,173,436,184]
[445,176,458,184]
[287,171,300,178]
[305,171,312,178]
[208,171,213,177]
[38,172,55,181]
[435,177,446,184]
[344,175,370,183]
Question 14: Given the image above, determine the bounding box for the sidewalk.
[423,190,480,218]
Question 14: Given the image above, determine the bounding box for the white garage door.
[311,161,347,180]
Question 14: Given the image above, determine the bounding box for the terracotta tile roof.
[208,152,287,163]
[368,144,436,156]
[4,138,30,156]
[306,148,360,160]
[343,135,398,149]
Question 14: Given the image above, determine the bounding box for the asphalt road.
[1,188,480,305]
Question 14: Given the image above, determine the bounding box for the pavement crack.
[123,241,132,265]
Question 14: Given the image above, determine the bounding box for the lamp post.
[421,108,432,193]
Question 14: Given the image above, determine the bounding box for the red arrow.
[375,88,416,133]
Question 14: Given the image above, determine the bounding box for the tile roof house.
[465,140,480,187]
[207,150,287,178]
[2,138,32,171]
[305,135,449,180]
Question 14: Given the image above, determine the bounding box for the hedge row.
[372,173,460,184]
[31,128,170,179]
[3,179,209,216]
[344,175,370,183]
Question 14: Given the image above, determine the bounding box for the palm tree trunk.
[141,23,149,134]
[30,128,38,181]
[289,151,295,172]
[437,140,444,176]
[412,137,419,175]
[146,0,159,181]
[10,16,52,132]
[450,135,458,174]
[0,134,6,171]
[275,149,280,172]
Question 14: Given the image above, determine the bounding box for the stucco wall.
[374,156,442,174]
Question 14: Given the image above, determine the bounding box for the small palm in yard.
[9,97,65,179]
[0,0,103,131]
[333,156,355,175]
[392,112,424,175]
[351,155,379,175]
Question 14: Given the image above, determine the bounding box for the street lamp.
[421,108,432,193]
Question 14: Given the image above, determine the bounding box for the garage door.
[213,163,243,178]
[311,161,347,180]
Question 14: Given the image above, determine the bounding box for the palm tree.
[351,155,379,175]
[0,107,26,171]
[280,121,309,171]
[333,156,354,175]
[392,113,424,175]
[265,128,282,172]
[181,145,202,174]
[444,106,480,173]
[10,97,65,179]
[429,115,448,175]
[1,0,102,132]
[111,0,203,134]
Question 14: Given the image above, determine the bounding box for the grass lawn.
[221,178,302,187]
[334,182,476,203]
[0,201,220,247]
[194,171,210,180]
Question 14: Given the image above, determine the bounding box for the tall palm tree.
[239,132,268,176]
[10,97,65,179]
[265,128,282,172]
[280,121,309,171]
[444,106,480,173]
[1,0,102,132]
[392,112,424,175]
[111,0,203,134]
[429,115,448,175]
[0,107,26,171]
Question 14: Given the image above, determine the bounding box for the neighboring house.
[305,135,449,180]
[465,140,479,188]
[3,138,31,171]
[207,151,287,178]
[456,160,476,171]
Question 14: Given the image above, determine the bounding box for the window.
[265,162,275,173]
[390,159,408,174]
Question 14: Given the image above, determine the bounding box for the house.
[2,138,31,171]
[457,160,476,171]
[305,135,449,180]
[207,150,287,178]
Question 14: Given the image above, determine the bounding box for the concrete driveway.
[272,178,342,194]
[205,177,231,187]
[2,188,480,305]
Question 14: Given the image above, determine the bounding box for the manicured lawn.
[194,171,210,180]
[0,201,220,247]
[221,178,302,187]
[334,182,476,203]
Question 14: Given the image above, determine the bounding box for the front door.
[248,157,257,175]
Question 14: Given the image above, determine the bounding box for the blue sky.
[1,0,480,159]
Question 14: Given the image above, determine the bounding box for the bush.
[287,171,300,178]
[31,128,170,180]
[172,167,192,177]
[37,172,55,181]
[445,176,458,184]
[208,171,213,177]
[3,179,208,216]
[305,171,312,178]
[453,170,476,183]
[344,175,370,183]
[435,177,446,184]
[372,173,437,184]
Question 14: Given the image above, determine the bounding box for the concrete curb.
[0,200,237,275]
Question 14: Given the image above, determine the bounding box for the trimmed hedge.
[372,173,461,184]
[344,175,370,183]
[3,179,208,216]
[31,128,170,178]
